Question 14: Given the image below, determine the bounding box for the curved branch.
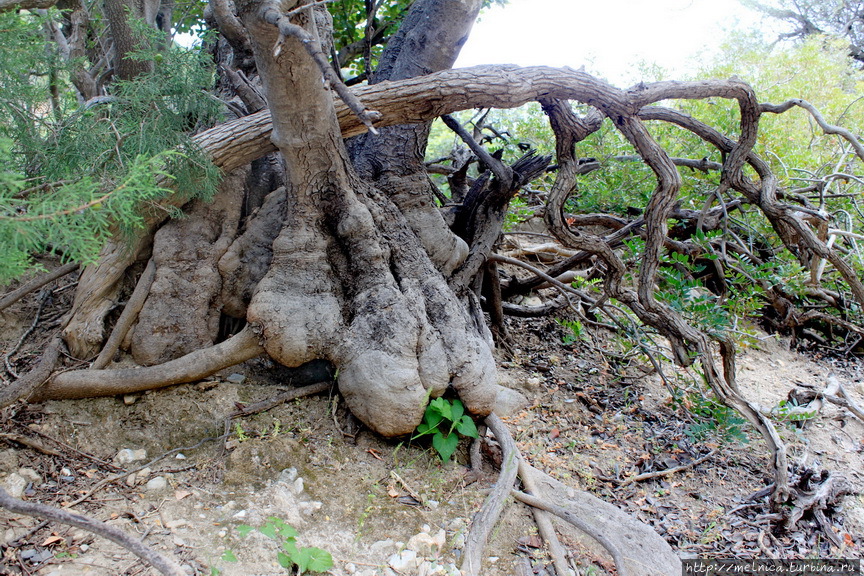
[761,99,864,163]
[0,263,79,313]
[0,488,185,576]
[32,326,264,401]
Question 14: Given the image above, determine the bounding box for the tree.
[2,0,864,572]
[744,0,864,64]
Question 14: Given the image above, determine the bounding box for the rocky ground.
[1,269,863,576]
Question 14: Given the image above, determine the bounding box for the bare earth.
[1,279,862,576]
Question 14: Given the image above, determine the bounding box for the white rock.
[291,477,305,495]
[125,473,137,487]
[114,448,147,465]
[407,532,442,557]
[145,476,168,491]
[388,550,420,573]
[279,468,298,484]
[175,453,186,460]
[3,473,27,499]
[232,510,247,519]
[17,467,42,485]
[343,562,356,574]
[369,539,397,556]
[166,519,187,529]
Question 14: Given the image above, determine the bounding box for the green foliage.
[331,0,507,76]
[681,393,749,444]
[556,317,586,345]
[0,11,222,286]
[413,397,479,462]
[235,517,333,575]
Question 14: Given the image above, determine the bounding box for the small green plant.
[413,397,479,461]
[682,393,749,444]
[233,421,249,442]
[236,517,332,574]
[772,399,818,424]
[556,317,586,344]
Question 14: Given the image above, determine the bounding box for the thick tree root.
[463,413,681,576]
[0,487,186,576]
[91,259,155,370]
[0,337,62,409]
[461,414,519,576]
[30,326,263,401]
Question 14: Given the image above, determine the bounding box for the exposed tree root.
[464,413,681,575]
[512,490,628,576]
[30,326,264,401]
[461,413,519,576]
[0,487,186,576]
[0,337,62,409]
[0,262,79,313]
[517,458,571,576]
[91,259,155,370]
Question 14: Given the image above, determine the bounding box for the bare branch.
[0,488,186,576]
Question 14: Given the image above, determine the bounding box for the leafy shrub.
[413,397,479,461]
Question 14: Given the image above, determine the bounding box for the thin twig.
[4,289,51,379]
[600,450,715,487]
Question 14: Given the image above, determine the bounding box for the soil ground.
[1,266,862,576]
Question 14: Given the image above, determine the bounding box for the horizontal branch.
[195,65,760,172]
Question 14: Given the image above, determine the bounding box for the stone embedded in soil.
[114,448,147,465]
[388,549,420,573]
[2,473,27,499]
[145,476,168,491]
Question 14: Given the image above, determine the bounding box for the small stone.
[299,500,322,515]
[3,473,27,499]
[488,556,499,563]
[291,477,305,495]
[450,533,465,550]
[125,473,137,487]
[145,476,168,491]
[407,532,442,557]
[136,467,152,481]
[173,535,186,547]
[181,564,194,575]
[426,499,439,510]
[279,468,298,484]
[344,562,356,574]
[79,543,89,552]
[17,467,42,485]
[226,373,246,384]
[166,519,187,529]
[232,510,247,519]
[114,448,147,465]
[369,539,397,556]
[217,530,227,538]
[123,394,139,405]
[175,453,186,460]
[388,550,420,573]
